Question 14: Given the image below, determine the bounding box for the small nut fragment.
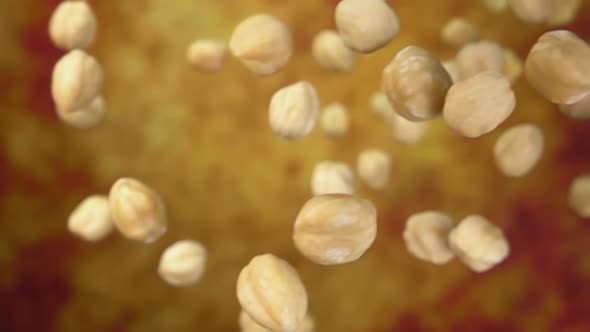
[524,30,590,105]
[68,195,113,242]
[390,111,428,145]
[494,124,544,177]
[370,92,394,121]
[509,0,558,23]
[239,311,315,332]
[569,174,590,218]
[311,161,356,196]
[158,240,207,287]
[58,95,105,129]
[269,81,320,140]
[320,103,349,137]
[49,1,97,50]
[229,14,292,75]
[403,211,455,265]
[503,48,523,84]
[456,40,505,80]
[441,18,479,48]
[357,149,392,190]
[293,194,377,265]
[481,0,509,13]
[448,215,510,272]
[443,71,516,138]
[237,254,308,331]
[109,178,167,243]
[382,46,452,121]
[312,30,356,72]
[548,0,582,26]
[442,60,461,83]
[186,40,227,72]
[335,0,400,53]
[559,93,590,120]
[52,50,103,114]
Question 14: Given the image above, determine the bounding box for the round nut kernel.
[237,254,308,332]
[569,174,590,218]
[49,1,97,50]
[320,103,349,138]
[509,0,558,23]
[311,161,356,196]
[403,211,455,265]
[68,195,113,242]
[239,311,315,332]
[494,124,544,177]
[370,92,395,121]
[58,95,105,129]
[293,194,377,265]
[441,18,479,48]
[548,0,582,26]
[186,40,227,72]
[312,30,356,72]
[503,48,523,84]
[559,93,590,120]
[158,240,207,287]
[456,40,505,80]
[357,149,392,190]
[269,81,320,140]
[390,111,428,145]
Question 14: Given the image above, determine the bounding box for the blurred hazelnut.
[186,40,227,72]
[356,149,392,190]
[442,60,461,83]
[403,211,455,265]
[370,92,395,121]
[312,30,356,72]
[548,0,582,26]
[311,161,356,196]
[390,111,428,145]
[57,95,105,129]
[49,1,97,50]
[509,0,558,23]
[481,0,509,13]
[158,240,207,287]
[503,48,524,84]
[269,81,320,140]
[239,311,315,332]
[456,40,505,80]
[441,18,479,48]
[494,124,544,177]
[559,93,590,120]
[68,195,113,242]
[569,174,590,218]
[320,103,349,137]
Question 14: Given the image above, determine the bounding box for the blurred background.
[1,0,590,331]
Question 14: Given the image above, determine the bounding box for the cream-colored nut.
[403,211,455,265]
[239,311,315,332]
[448,215,510,272]
[335,0,400,53]
[441,18,479,48]
[49,1,97,50]
[382,46,452,121]
[524,30,590,105]
[269,81,320,140]
[109,178,167,243]
[229,14,292,75]
[158,240,207,287]
[390,111,428,145]
[293,194,377,265]
[494,124,544,177]
[569,174,590,218]
[186,40,227,72]
[57,95,104,129]
[237,254,308,331]
[548,0,582,26]
[509,0,558,23]
[482,0,509,13]
[68,195,113,242]
[503,48,523,84]
[357,149,392,190]
[559,93,590,120]
[443,71,515,138]
[312,30,356,72]
[311,161,356,196]
[442,60,461,83]
[52,50,103,114]
[320,103,349,137]
[456,40,505,80]
[370,92,394,121]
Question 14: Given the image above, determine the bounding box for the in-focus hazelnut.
[269,81,320,140]
[311,161,356,196]
[403,211,455,265]
[58,95,105,129]
[68,195,113,242]
[158,240,207,287]
[356,149,392,190]
[494,124,544,177]
[312,30,356,72]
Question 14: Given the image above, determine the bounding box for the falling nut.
[403,211,455,265]
[269,81,320,140]
[239,311,315,332]
[312,30,356,72]
[370,92,395,121]
[509,0,558,23]
[311,161,356,196]
[320,103,349,137]
[482,0,509,13]
[548,0,582,26]
[559,93,590,120]
[390,111,428,145]
[442,60,461,83]
[186,40,227,72]
[158,240,207,287]
[357,149,392,190]
[237,254,308,331]
[441,18,479,48]
[494,124,544,177]
[293,194,377,265]
[49,1,97,50]
[503,48,523,84]
[57,95,105,129]
[569,174,590,218]
[68,195,113,242]
[456,40,505,80]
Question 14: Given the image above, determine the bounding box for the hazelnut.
[441,18,479,48]
[481,0,509,13]
[158,240,207,287]
[370,92,394,121]
[548,0,582,26]
[494,124,544,177]
[57,95,105,129]
[403,211,455,265]
[239,311,315,332]
[390,111,428,145]
[312,30,356,72]
[503,48,524,84]
[311,161,356,196]
[186,40,227,72]
[49,1,97,50]
[456,40,505,80]
[269,81,320,140]
[509,0,558,23]
[442,59,461,83]
[569,174,590,218]
[356,149,392,190]
[320,103,349,138]
[68,195,113,242]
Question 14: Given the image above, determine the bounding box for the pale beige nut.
[524,30,590,105]
[382,46,452,121]
[559,93,590,120]
[312,30,356,72]
[370,92,394,121]
[403,211,455,265]
[448,215,510,272]
[320,103,349,137]
[239,311,315,332]
[443,71,515,138]
[390,111,428,145]
[569,174,590,218]
[237,254,308,331]
[158,240,207,287]
[57,95,105,129]
[186,40,227,72]
[356,149,392,190]
[49,1,97,50]
[335,0,400,53]
[503,48,523,84]
[269,81,320,140]
[441,18,479,48]
[548,0,582,26]
[109,178,167,243]
[442,60,461,83]
[293,194,377,265]
[509,0,558,23]
[68,195,113,242]
[311,161,356,196]
[229,14,292,75]
[481,0,509,13]
[494,124,544,177]
[456,40,505,80]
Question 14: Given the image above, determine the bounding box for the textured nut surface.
[456,41,505,80]
[68,195,113,242]
[58,95,105,129]
[269,81,320,140]
[442,60,460,83]
[443,71,515,138]
[403,211,455,265]
[441,18,479,47]
[503,48,523,84]
[312,30,356,72]
[49,1,97,50]
[320,103,349,137]
[335,0,399,53]
[158,240,207,287]
[390,110,428,145]
[382,46,452,121]
[52,50,103,114]
[239,311,315,332]
[237,254,308,331]
[109,178,167,243]
[509,0,558,23]
[186,40,227,72]
[370,92,395,121]
[569,174,590,218]
[357,149,392,190]
[482,0,509,13]
[559,93,590,120]
[311,161,356,196]
[293,194,377,265]
[229,14,292,75]
[548,0,582,26]
[524,30,590,105]
[494,124,544,177]
[448,215,510,272]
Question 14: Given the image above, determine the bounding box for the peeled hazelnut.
[569,174,590,218]
[269,81,320,140]
[482,0,509,13]
[68,195,113,242]
[312,30,356,72]
[403,211,455,265]
[237,254,308,331]
[503,48,524,84]
[335,0,400,53]
[239,311,315,332]
[443,71,515,138]
[356,149,392,190]
[57,95,105,129]
[559,93,590,120]
[229,14,292,75]
[109,178,167,243]
[456,40,505,80]
[494,124,544,177]
[293,194,377,265]
[448,215,510,272]
[49,1,97,50]
[548,0,582,26]
[390,111,428,145]
[382,46,452,121]
[320,103,349,137]
[186,40,227,72]
[442,60,461,83]
[158,240,207,287]
[370,92,394,121]
[441,18,479,48]
[509,0,558,23]
[311,161,356,196]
